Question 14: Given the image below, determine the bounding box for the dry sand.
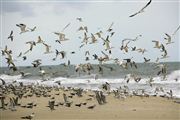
[1,90,180,120]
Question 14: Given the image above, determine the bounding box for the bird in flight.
[8,30,13,41]
[16,23,29,34]
[129,0,152,17]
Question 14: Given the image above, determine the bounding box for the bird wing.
[62,23,71,32]
[141,0,152,11]
[129,0,152,17]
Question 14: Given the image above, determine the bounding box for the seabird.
[21,113,35,120]
[54,32,69,42]
[164,33,174,45]
[36,36,44,43]
[152,40,161,49]
[129,0,152,17]
[144,57,150,63]
[76,17,82,22]
[16,23,29,34]
[8,30,13,41]
[43,43,52,54]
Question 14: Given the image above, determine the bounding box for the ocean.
[0,62,180,97]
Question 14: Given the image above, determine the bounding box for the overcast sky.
[0,0,179,67]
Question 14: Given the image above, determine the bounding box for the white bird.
[54,32,69,42]
[152,40,161,49]
[164,33,174,45]
[21,113,35,120]
[43,43,52,54]
[16,23,29,34]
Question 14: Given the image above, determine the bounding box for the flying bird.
[164,33,174,45]
[76,17,82,22]
[152,40,161,49]
[8,30,13,41]
[129,0,152,17]
[16,23,29,34]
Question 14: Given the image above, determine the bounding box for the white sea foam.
[0,70,180,98]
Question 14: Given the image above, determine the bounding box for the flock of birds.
[0,0,180,119]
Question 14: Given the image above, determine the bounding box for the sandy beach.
[1,88,179,120]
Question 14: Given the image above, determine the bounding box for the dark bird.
[21,113,35,120]
[76,17,82,22]
[129,0,152,17]
[75,103,82,107]
[0,78,6,85]
[8,30,13,41]
[22,56,27,61]
[87,104,96,109]
[144,57,150,63]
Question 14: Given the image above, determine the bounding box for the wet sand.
[1,89,180,120]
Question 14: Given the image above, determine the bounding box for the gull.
[85,51,90,56]
[146,77,154,87]
[114,58,127,69]
[131,46,136,51]
[122,34,142,43]
[56,50,66,59]
[24,41,36,54]
[144,57,150,63]
[5,54,16,67]
[164,33,174,45]
[76,17,82,22]
[102,36,112,50]
[32,59,42,67]
[54,32,69,42]
[92,54,98,60]
[47,99,55,111]
[129,0,152,17]
[21,113,35,120]
[82,32,89,44]
[75,103,82,107]
[156,64,167,79]
[161,50,169,59]
[136,48,147,54]
[22,56,27,61]
[130,61,138,69]
[43,43,52,54]
[120,41,130,53]
[20,71,31,78]
[152,40,161,49]
[110,32,115,37]
[28,26,36,32]
[36,36,44,43]
[16,23,29,34]
[107,22,114,32]
[160,44,166,52]
[77,26,84,31]
[90,33,97,44]
[8,30,13,41]
[95,31,103,38]
[167,90,173,98]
